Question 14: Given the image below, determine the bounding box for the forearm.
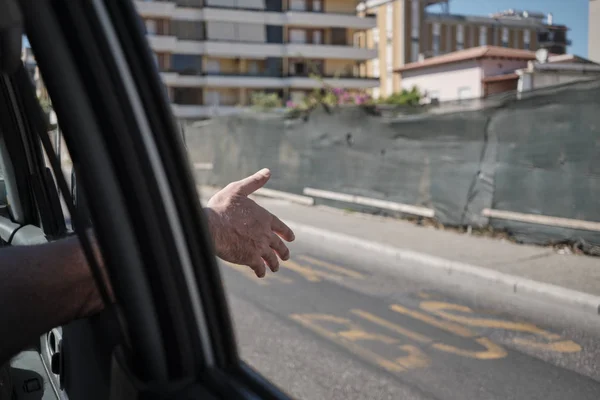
[0,236,101,365]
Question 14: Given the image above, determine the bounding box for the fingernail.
[259,168,271,177]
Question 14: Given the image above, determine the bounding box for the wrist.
[203,206,224,258]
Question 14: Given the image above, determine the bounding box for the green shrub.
[250,92,282,111]
[378,86,421,106]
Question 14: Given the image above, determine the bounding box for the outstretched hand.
[205,168,295,278]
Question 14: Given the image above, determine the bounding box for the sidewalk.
[199,186,600,306]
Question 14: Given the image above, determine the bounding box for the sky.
[435,0,590,57]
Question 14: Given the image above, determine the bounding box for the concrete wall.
[401,60,482,101]
[183,78,600,248]
[531,72,600,90]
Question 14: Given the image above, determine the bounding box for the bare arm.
[0,168,294,365]
[0,236,101,365]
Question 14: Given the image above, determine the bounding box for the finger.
[235,168,271,196]
[249,257,267,278]
[262,248,280,273]
[271,215,295,242]
[270,233,290,261]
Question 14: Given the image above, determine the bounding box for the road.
[219,241,600,400]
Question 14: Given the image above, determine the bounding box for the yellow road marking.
[419,301,560,339]
[290,313,405,372]
[296,255,365,279]
[432,338,508,360]
[351,309,432,344]
[395,345,431,369]
[419,301,581,354]
[390,304,507,360]
[417,292,432,299]
[512,338,582,353]
[390,304,474,338]
[283,259,340,282]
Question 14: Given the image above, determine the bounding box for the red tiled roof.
[396,46,537,73]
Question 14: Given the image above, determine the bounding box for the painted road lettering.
[296,255,366,279]
[419,301,581,353]
[388,305,507,360]
[290,313,431,373]
[283,258,360,283]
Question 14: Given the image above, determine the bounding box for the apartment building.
[358,0,570,98]
[590,0,600,63]
[135,0,379,118]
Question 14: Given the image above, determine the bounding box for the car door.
[19,0,293,398]
[0,63,71,400]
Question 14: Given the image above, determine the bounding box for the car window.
[169,2,600,400]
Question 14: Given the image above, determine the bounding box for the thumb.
[236,168,271,196]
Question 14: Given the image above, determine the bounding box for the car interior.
[0,1,291,399]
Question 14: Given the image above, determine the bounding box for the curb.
[286,221,600,317]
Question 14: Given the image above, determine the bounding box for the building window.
[502,27,509,47]
[170,54,202,75]
[313,0,322,12]
[331,28,347,45]
[173,20,204,41]
[469,25,476,48]
[524,30,531,50]
[456,24,464,50]
[312,30,323,44]
[206,59,220,74]
[433,22,441,56]
[411,0,420,62]
[458,87,472,100]
[479,26,487,46]
[145,19,157,35]
[248,61,260,75]
[289,29,307,44]
[289,0,306,11]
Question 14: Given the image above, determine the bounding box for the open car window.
[17,0,292,399]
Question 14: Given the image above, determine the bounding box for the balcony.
[147,35,177,52]
[134,1,176,18]
[285,74,379,89]
[202,7,283,24]
[284,11,376,29]
[203,71,286,88]
[286,43,377,60]
[204,41,285,58]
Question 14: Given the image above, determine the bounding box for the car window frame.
[21,0,292,398]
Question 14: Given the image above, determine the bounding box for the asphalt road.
[219,241,600,400]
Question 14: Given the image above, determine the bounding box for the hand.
[205,168,295,278]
